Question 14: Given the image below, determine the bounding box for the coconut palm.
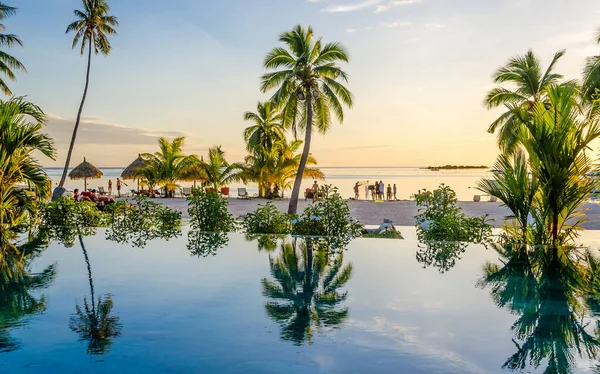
[262,237,352,345]
[261,25,353,214]
[56,0,118,195]
[243,101,285,152]
[485,49,565,153]
[69,234,121,355]
[583,28,600,102]
[0,97,55,244]
[0,2,25,96]
[201,146,243,190]
[138,137,200,197]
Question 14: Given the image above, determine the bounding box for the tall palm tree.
[485,49,565,154]
[55,0,118,196]
[261,25,353,214]
[583,27,600,102]
[243,101,285,153]
[262,237,352,345]
[0,2,25,96]
[139,137,200,197]
[0,97,55,245]
[201,146,243,190]
[69,233,121,355]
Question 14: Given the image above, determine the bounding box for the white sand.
[120,197,600,230]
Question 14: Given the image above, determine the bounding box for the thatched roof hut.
[121,155,146,179]
[69,158,103,191]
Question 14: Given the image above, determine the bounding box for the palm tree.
[261,25,353,214]
[519,83,600,245]
[243,101,285,153]
[485,49,565,154]
[139,137,200,197]
[201,146,243,190]
[262,237,352,345]
[583,27,600,102]
[55,0,118,196]
[0,97,55,244]
[0,2,25,96]
[69,234,121,355]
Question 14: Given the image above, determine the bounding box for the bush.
[414,184,491,243]
[292,185,363,248]
[187,188,237,232]
[38,197,106,244]
[241,202,291,234]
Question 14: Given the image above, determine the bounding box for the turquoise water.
[2,228,598,373]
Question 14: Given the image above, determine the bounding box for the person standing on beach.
[116,178,127,198]
[393,184,397,200]
[364,181,370,200]
[387,184,392,201]
[354,182,360,200]
[312,180,319,202]
[379,180,384,200]
[108,179,113,195]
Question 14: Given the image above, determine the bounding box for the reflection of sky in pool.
[2,227,598,373]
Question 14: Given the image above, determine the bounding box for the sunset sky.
[11,0,600,167]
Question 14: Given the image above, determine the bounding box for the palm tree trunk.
[288,95,313,215]
[57,41,93,188]
[78,233,96,316]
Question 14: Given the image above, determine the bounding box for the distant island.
[422,165,488,170]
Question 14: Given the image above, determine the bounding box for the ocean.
[44,166,493,201]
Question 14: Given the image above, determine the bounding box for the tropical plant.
[201,146,242,190]
[485,49,565,154]
[262,237,352,345]
[187,188,236,233]
[56,0,118,195]
[583,27,600,102]
[239,138,324,198]
[0,2,25,96]
[261,25,353,214]
[241,202,291,235]
[243,101,285,152]
[0,98,55,244]
[138,137,200,197]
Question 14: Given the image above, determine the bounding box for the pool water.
[1,227,598,373]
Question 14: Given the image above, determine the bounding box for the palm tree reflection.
[262,237,352,345]
[69,234,121,355]
[479,245,600,373]
[0,234,56,352]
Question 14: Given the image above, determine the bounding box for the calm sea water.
[2,227,597,373]
[44,167,492,201]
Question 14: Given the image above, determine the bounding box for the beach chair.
[237,188,250,199]
[473,195,481,202]
[98,186,107,195]
[489,196,498,203]
[182,187,191,197]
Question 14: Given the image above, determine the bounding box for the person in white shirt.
[364,180,369,200]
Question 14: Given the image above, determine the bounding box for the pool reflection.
[479,244,600,373]
[261,237,352,345]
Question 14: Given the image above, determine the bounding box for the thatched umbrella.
[69,158,103,192]
[121,154,146,192]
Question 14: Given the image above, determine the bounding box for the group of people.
[354,180,397,201]
[107,178,127,198]
[73,188,115,210]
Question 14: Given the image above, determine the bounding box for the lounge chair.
[182,187,192,197]
[473,195,481,202]
[237,188,250,200]
[98,186,107,195]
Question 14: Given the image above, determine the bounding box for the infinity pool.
[1,227,598,373]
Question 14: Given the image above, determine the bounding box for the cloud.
[384,21,411,28]
[346,28,358,33]
[374,0,422,13]
[322,0,384,13]
[424,22,445,30]
[45,114,187,146]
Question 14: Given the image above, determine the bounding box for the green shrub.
[187,188,237,232]
[38,197,106,244]
[241,202,291,234]
[292,185,363,248]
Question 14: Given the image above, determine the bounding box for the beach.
[119,197,600,230]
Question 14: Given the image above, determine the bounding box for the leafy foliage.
[105,195,182,248]
[187,188,237,233]
[39,197,106,244]
[0,2,25,95]
[187,231,229,258]
[241,202,291,235]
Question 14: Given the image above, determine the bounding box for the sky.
[8,0,600,167]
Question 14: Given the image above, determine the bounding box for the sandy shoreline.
[119,197,600,230]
